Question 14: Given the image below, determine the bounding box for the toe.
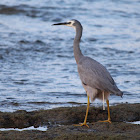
[73,123,89,128]
[98,120,112,123]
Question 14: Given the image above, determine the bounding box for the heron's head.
[52,19,81,29]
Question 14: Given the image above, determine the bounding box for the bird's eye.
[67,22,71,24]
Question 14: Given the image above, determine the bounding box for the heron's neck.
[73,25,83,64]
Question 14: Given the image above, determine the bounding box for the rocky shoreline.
[0,103,140,140]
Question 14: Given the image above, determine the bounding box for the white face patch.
[66,20,75,28]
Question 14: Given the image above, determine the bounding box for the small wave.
[0,5,42,18]
[19,39,46,45]
[27,101,85,105]
[0,54,3,59]
[0,5,25,15]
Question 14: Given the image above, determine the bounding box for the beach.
[0,103,140,140]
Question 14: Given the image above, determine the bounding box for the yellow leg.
[74,96,90,128]
[98,100,111,123]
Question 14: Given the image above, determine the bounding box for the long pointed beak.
[52,22,68,26]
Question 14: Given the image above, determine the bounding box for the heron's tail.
[116,89,123,97]
[111,85,123,97]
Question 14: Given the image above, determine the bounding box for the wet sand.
[0,103,140,140]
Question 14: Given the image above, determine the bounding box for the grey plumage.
[78,56,122,101]
[53,19,123,102]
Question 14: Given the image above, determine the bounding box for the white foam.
[127,121,140,125]
[0,126,47,131]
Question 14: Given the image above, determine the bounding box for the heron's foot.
[98,119,111,123]
[73,122,89,128]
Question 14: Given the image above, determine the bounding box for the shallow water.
[0,0,140,112]
[0,126,47,131]
[128,121,140,125]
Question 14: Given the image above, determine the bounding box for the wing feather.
[78,56,119,93]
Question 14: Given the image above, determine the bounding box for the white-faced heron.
[53,19,123,128]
